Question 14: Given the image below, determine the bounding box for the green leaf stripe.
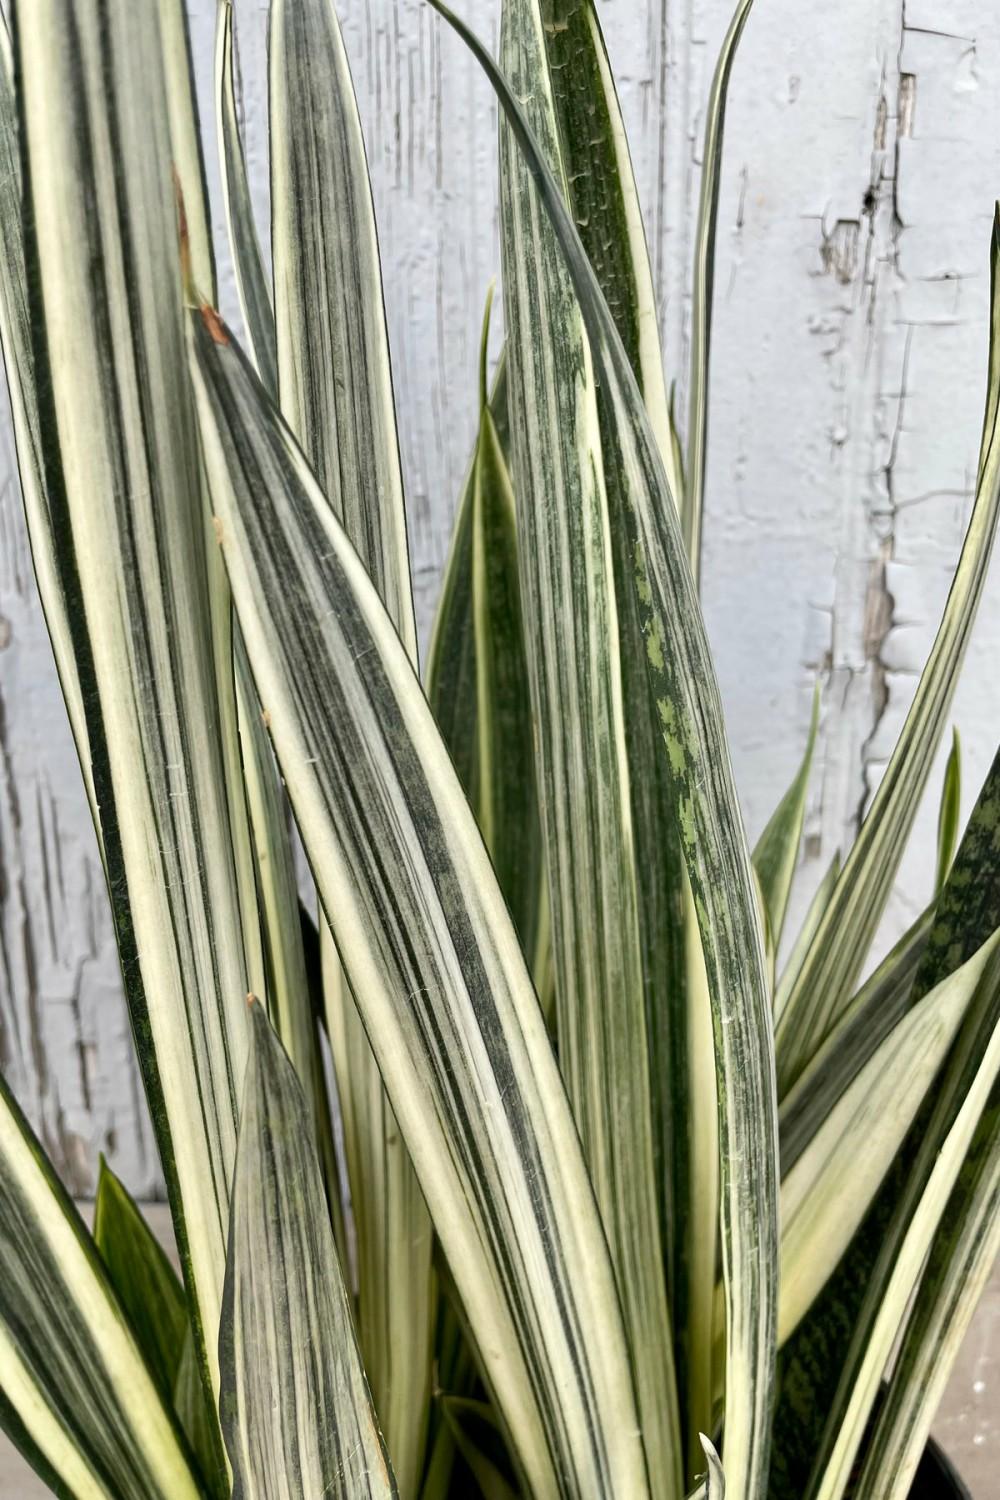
[430,12,780,1499]
[17,0,257,1417]
[189,309,652,1500]
[0,1076,200,1500]
[220,1003,396,1499]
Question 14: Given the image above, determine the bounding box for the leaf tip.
[199,302,230,347]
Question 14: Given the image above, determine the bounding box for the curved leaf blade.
[935,728,962,893]
[771,744,1000,1500]
[93,1162,187,1407]
[777,930,999,1345]
[0,1076,201,1500]
[17,0,256,1422]
[778,905,932,1174]
[189,310,652,1500]
[470,293,545,959]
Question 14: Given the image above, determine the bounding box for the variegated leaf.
[220,1001,396,1499]
[92,1163,187,1408]
[771,743,1000,1500]
[189,309,652,1500]
[683,0,756,579]
[434,12,779,1499]
[0,17,92,813]
[854,1079,1000,1500]
[0,1076,201,1500]
[500,4,682,1485]
[268,0,431,1484]
[214,0,277,392]
[778,905,932,1173]
[777,930,999,1345]
[16,0,258,1427]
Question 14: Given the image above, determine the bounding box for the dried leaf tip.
[172,166,194,304]
[200,303,230,346]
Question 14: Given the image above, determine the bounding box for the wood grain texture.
[2,0,1000,1190]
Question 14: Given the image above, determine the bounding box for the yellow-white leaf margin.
[189,308,652,1500]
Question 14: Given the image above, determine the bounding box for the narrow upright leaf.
[426,355,511,809]
[773,850,840,1022]
[269,0,431,1483]
[806,942,1000,1500]
[17,0,255,1417]
[778,905,932,1173]
[0,1076,201,1500]
[470,289,545,956]
[0,17,92,813]
[432,13,780,1500]
[215,0,277,392]
[499,3,681,1485]
[221,1002,396,1499]
[684,0,757,580]
[753,685,820,965]
[935,729,962,892]
[190,312,653,1500]
[270,0,414,642]
[770,744,1000,1500]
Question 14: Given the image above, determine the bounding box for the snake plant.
[1,0,998,1497]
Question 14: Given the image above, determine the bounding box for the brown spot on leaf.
[200,303,230,346]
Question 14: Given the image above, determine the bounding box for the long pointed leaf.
[189,310,652,1500]
[17,0,255,1420]
[935,729,962,891]
[683,0,756,581]
[778,904,932,1174]
[527,13,710,1464]
[215,0,277,392]
[0,18,93,815]
[220,1000,396,1498]
[432,12,779,1499]
[806,944,1000,1500]
[752,685,819,965]
[268,0,431,1483]
[470,291,545,959]
[498,7,680,1484]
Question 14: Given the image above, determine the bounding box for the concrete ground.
[0,1206,995,1496]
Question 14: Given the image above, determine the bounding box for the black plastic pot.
[908,1437,972,1500]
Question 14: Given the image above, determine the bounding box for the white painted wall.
[2,0,999,1194]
